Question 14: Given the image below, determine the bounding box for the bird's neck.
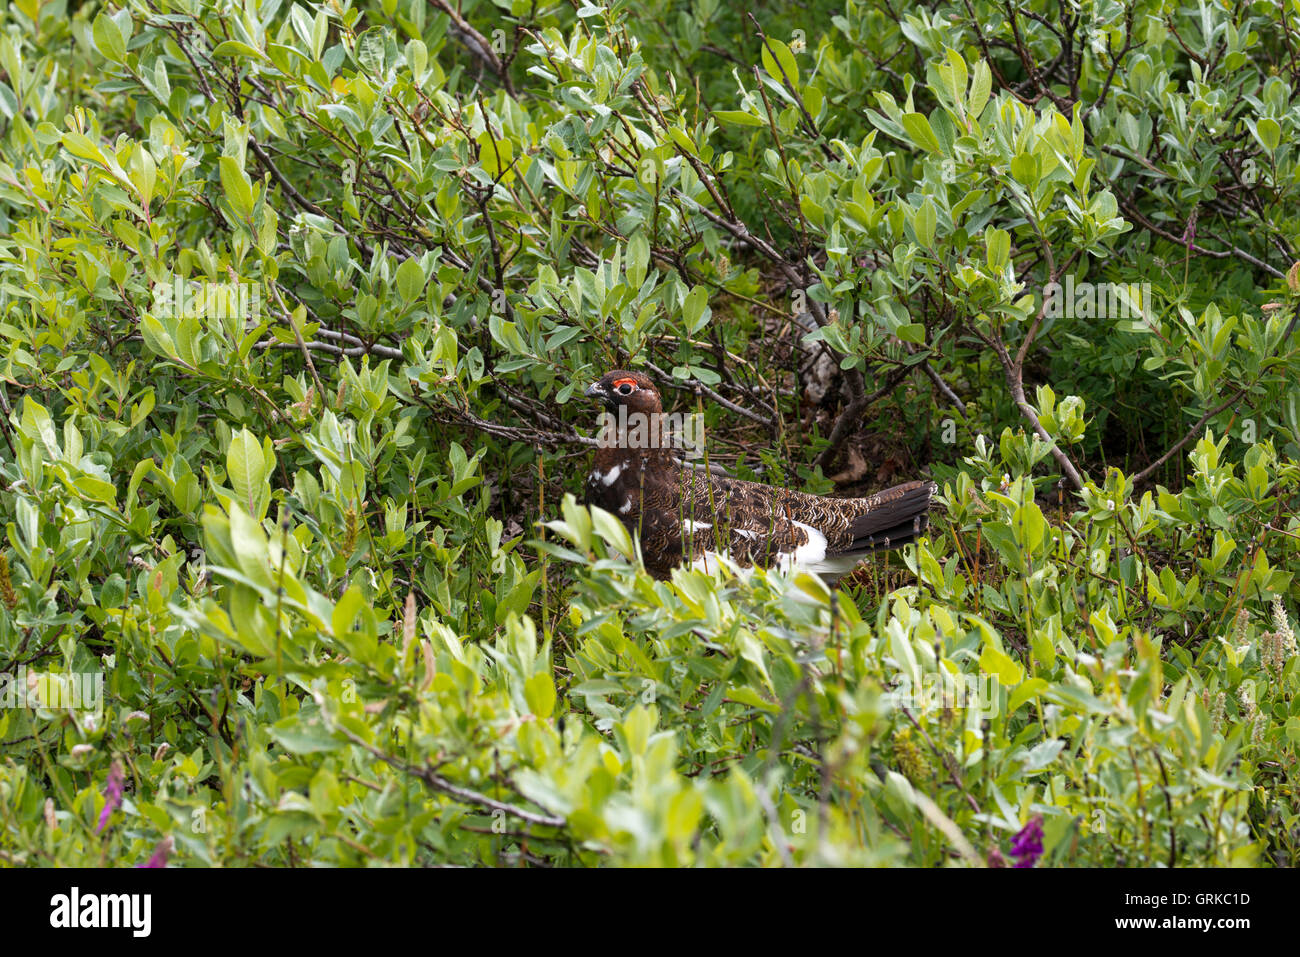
[594,409,676,476]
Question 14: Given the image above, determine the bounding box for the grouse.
[583,370,937,580]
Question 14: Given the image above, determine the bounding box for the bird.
[583,369,937,580]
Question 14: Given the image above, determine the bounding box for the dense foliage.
[1,0,1299,866]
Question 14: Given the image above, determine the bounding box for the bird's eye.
[617,383,634,395]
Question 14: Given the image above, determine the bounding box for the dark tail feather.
[847,480,936,552]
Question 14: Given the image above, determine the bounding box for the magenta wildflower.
[95,760,124,834]
[1010,815,1044,868]
[137,836,173,869]
[1181,208,1198,249]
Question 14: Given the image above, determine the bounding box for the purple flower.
[95,760,124,834]
[1181,209,1199,249]
[1010,815,1044,868]
[137,836,173,869]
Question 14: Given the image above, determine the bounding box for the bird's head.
[584,370,663,416]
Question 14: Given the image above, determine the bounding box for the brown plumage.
[583,370,937,580]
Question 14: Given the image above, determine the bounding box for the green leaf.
[901,112,942,153]
[269,716,343,754]
[477,131,514,180]
[759,38,799,88]
[712,110,766,127]
[332,583,366,639]
[1008,678,1048,714]
[20,397,60,459]
[126,458,154,510]
[212,40,267,61]
[525,672,556,718]
[72,474,117,504]
[1253,117,1281,153]
[1010,152,1039,187]
[219,155,255,220]
[1022,738,1064,771]
[92,13,126,63]
[986,227,1010,270]
[897,323,926,344]
[967,60,992,119]
[682,285,710,329]
[913,197,937,246]
[1286,717,1300,745]
[395,257,426,304]
[980,643,1025,686]
[61,131,106,165]
[591,505,633,557]
[227,428,265,515]
[141,315,178,361]
[626,231,650,288]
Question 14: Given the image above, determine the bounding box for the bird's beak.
[584,382,604,399]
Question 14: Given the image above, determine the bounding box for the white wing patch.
[790,521,827,563]
[774,520,863,578]
[598,464,623,486]
[800,552,869,578]
[682,519,712,533]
